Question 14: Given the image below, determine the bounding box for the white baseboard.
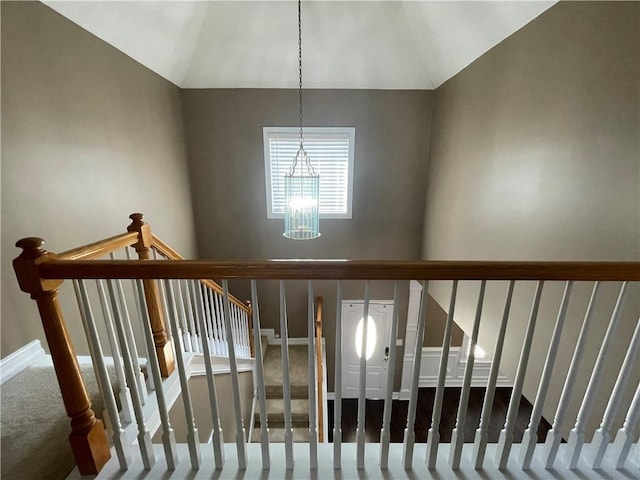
[260,329,309,346]
[259,328,276,344]
[267,337,309,346]
[327,391,402,401]
[0,340,46,385]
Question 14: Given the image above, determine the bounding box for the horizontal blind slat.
[268,129,353,215]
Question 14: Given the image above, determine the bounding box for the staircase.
[12,215,640,479]
[252,342,311,443]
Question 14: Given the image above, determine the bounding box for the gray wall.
[423,1,639,436]
[181,89,435,390]
[182,89,432,261]
[1,2,198,357]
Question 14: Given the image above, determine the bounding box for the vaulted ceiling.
[43,1,556,89]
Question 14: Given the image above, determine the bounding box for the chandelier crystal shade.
[284,0,320,240]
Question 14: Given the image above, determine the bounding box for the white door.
[341,301,393,399]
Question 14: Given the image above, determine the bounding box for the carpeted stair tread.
[251,426,310,443]
[252,342,313,442]
[262,345,309,386]
[1,364,115,480]
[254,399,310,427]
[265,384,308,399]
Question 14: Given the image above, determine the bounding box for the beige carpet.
[1,364,109,480]
[252,344,311,443]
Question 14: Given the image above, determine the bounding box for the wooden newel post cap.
[127,213,153,251]
[15,237,47,257]
[128,212,145,227]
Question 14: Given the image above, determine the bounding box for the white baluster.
[75,280,131,470]
[193,282,225,469]
[589,317,640,468]
[135,279,178,469]
[231,304,242,357]
[611,382,640,469]
[199,284,212,353]
[520,281,573,469]
[403,280,430,470]
[190,281,205,353]
[307,281,319,469]
[426,280,459,469]
[175,279,191,353]
[280,280,294,469]
[95,279,134,424]
[73,280,106,424]
[213,289,225,355]
[236,304,245,358]
[472,280,515,469]
[203,285,219,355]
[222,298,238,355]
[449,280,486,469]
[543,282,600,469]
[164,279,202,469]
[197,284,212,352]
[106,277,155,469]
[241,307,250,358]
[208,289,222,356]
[333,281,343,470]
[495,280,544,470]
[174,279,192,353]
[178,280,198,352]
[566,282,629,468]
[380,281,401,469]
[123,249,155,393]
[106,276,149,402]
[357,281,371,470]
[250,280,271,469]
[216,291,229,356]
[222,280,247,469]
[233,304,243,357]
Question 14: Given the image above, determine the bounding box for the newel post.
[13,238,111,475]
[127,213,175,377]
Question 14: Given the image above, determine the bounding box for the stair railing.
[151,233,252,359]
[12,213,253,475]
[13,216,640,477]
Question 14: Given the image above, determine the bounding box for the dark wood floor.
[328,387,553,443]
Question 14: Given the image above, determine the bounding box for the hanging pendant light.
[284,0,320,240]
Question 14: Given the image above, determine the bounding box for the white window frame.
[263,126,355,219]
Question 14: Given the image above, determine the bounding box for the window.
[263,126,355,219]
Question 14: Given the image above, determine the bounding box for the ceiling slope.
[43,1,556,89]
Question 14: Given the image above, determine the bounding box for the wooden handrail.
[315,296,324,443]
[38,259,640,281]
[150,234,184,262]
[56,232,139,260]
[151,234,249,313]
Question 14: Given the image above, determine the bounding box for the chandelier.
[283,0,320,240]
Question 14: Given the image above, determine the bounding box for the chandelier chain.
[298,0,303,148]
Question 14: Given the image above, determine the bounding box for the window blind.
[264,128,354,218]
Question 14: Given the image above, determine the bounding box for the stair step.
[250,427,310,443]
[265,384,308,399]
[254,415,309,428]
[254,399,309,427]
[262,345,309,386]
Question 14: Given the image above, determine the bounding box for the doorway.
[341,300,393,399]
